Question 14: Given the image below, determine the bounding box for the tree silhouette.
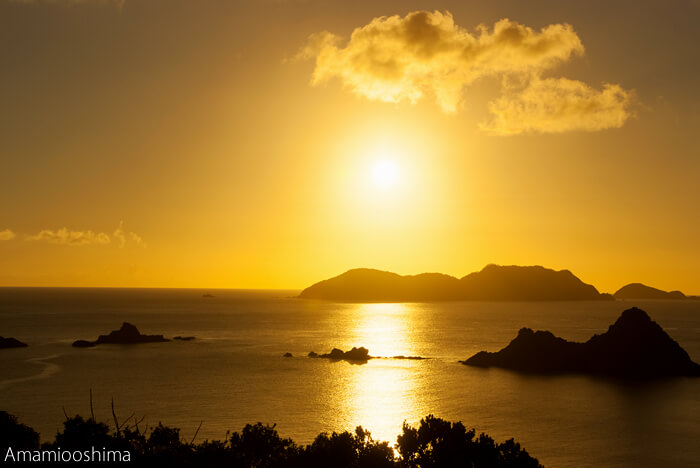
[0,411,541,467]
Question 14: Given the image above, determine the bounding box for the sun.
[371,159,399,188]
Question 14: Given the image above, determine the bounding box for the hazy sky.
[1,0,699,293]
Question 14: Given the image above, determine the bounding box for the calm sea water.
[1,288,699,467]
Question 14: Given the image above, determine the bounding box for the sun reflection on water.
[338,303,425,445]
[348,303,415,357]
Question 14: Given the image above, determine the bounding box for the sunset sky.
[1,0,699,293]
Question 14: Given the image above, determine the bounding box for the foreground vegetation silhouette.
[1,411,541,467]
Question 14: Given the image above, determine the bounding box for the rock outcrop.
[305,347,427,363]
[0,336,28,349]
[462,307,700,378]
[71,340,96,348]
[308,347,371,363]
[72,323,169,347]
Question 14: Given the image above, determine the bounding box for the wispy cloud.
[300,10,633,134]
[29,228,111,246]
[128,231,146,248]
[481,77,635,135]
[0,229,16,241]
[113,222,127,248]
[27,223,145,247]
[113,221,146,248]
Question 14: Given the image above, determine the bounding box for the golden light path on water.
[337,303,424,445]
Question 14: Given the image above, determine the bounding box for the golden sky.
[1,0,699,293]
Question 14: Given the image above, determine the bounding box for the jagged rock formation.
[72,323,169,347]
[309,347,371,363]
[462,307,700,378]
[305,347,427,363]
[299,265,611,302]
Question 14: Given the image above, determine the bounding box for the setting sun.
[371,159,399,188]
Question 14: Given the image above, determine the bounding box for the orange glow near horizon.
[0,2,699,295]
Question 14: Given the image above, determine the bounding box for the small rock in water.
[72,340,96,348]
[0,336,28,349]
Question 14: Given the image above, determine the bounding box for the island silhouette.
[614,282,693,300]
[300,264,612,302]
[462,307,700,378]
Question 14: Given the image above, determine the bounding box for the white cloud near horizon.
[113,222,126,248]
[300,10,634,134]
[128,231,146,248]
[29,228,111,246]
[0,229,16,241]
[113,221,146,248]
[27,223,145,247]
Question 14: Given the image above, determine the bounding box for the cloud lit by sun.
[300,10,634,134]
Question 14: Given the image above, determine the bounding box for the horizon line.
[2,285,699,297]
[0,285,301,292]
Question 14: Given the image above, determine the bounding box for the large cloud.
[0,229,16,241]
[301,11,633,133]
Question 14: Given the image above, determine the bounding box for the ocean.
[1,288,699,467]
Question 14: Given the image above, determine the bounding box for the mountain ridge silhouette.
[299,264,612,302]
[614,282,691,300]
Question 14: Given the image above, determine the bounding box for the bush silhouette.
[53,415,112,448]
[0,411,541,467]
[397,415,541,468]
[229,423,300,467]
[0,411,39,452]
[301,426,394,468]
